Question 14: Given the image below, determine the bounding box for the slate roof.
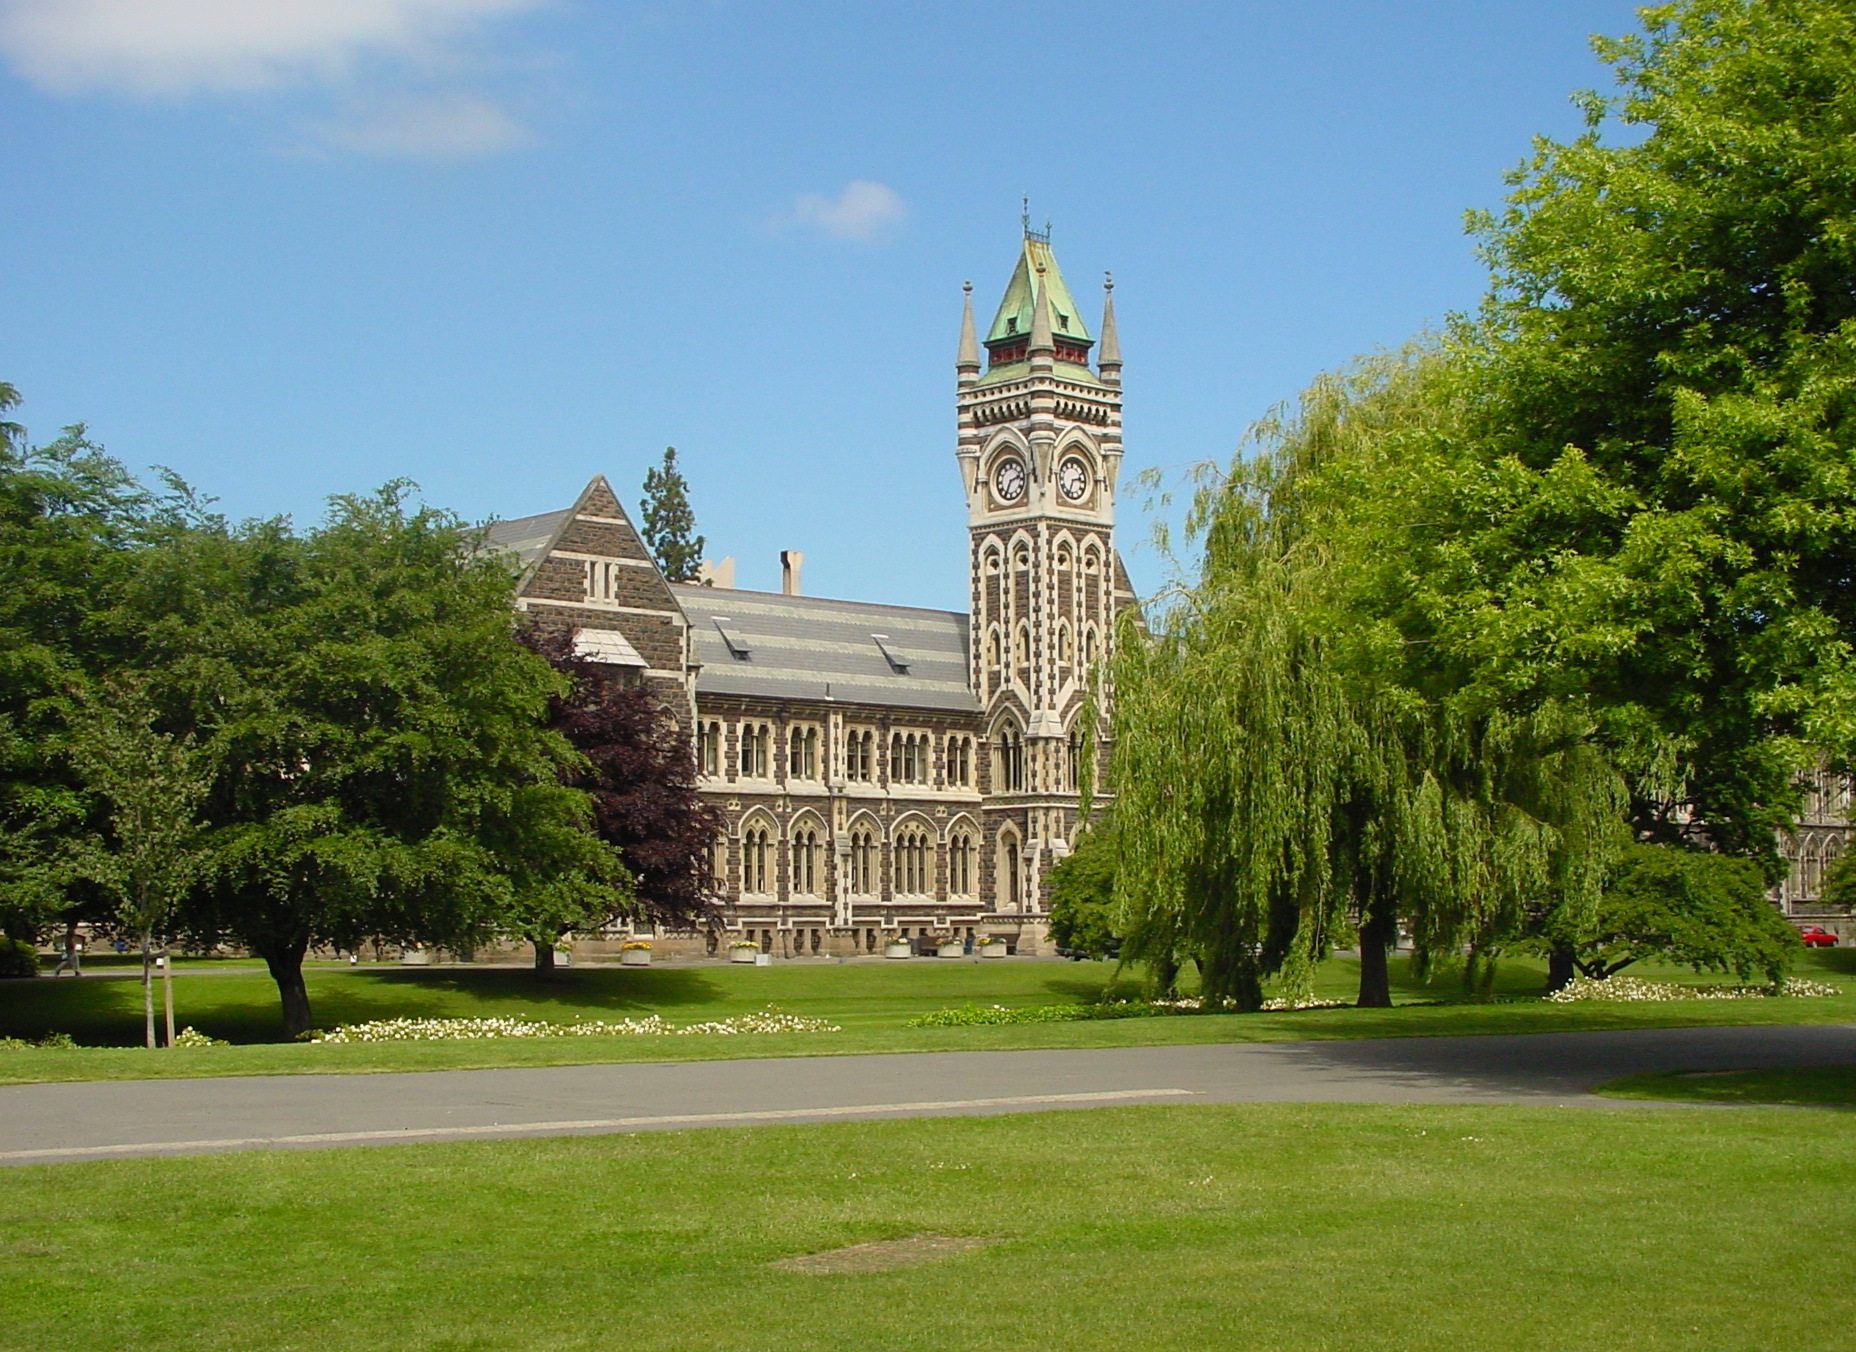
[484,510,571,570]
[671,584,978,714]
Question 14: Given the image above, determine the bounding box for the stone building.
[1774,766,1854,936]
[487,226,1135,955]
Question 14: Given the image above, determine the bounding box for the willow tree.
[1110,352,1628,1008]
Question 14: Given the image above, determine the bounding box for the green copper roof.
[976,359,1104,389]
[986,235,1093,346]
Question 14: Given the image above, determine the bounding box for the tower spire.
[956,280,980,378]
[1098,272,1121,384]
[1028,263,1055,358]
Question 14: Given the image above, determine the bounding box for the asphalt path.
[2,1023,1852,1166]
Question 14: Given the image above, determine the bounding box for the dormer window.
[1005,317,1018,335]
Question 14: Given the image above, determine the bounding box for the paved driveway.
[3,1023,1851,1165]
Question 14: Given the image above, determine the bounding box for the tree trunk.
[1546,946,1577,993]
[262,942,313,1040]
[1356,908,1394,1008]
[141,927,156,1049]
[533,941,556,975]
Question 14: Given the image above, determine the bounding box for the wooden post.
[161,950,175,1048]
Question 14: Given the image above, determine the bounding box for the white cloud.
[0,0,540,95]
[309,90,531,159]
[786,180,907,242]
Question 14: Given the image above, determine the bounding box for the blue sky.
[1,0,1642,609]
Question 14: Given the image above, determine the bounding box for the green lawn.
[0,1102,1850,1351]
[2,948,1851,1085]
[1599,1065,1856,1108]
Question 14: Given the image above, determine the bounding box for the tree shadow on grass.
[307,966,728,1019]
[0,966,733,1047]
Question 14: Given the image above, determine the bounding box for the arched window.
[1056,624,1071,668]
[742,825,772,894]
[850,828,877,893]
[790,826,819,895]
[697,721,721,776]
[949,832,974,895]
[1083,625,1098,669]
[1004,837,1023,909]
[998,723,1025,793]
[894,826,931,895]
[1014,624,1030,685]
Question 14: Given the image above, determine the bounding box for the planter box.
[399,949,431,966]
[619,949,652,967]
[729,948,760,964]
[978,942,1009,959]
[884,941,913,960]
[936,942,965,958]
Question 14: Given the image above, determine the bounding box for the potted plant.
[978,937,1009,959]
[729,940,760,965]
[883,936,913,959]
[936,936,965,958]
[620,940,653,968]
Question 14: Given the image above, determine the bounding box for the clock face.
[1058,457,1090,502]
[993,457,1026,502]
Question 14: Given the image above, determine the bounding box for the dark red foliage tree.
[521,626,722,965]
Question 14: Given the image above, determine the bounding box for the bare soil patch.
[773,1234,994,1274]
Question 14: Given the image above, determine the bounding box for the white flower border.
[306,1008,840,1043]
[1546,974,1841,1003]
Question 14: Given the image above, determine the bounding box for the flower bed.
[1546,974,1841,1003]
[305,1008,840,1043]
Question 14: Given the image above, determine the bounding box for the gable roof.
[671,584,977,713]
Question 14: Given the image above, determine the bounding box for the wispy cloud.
[309,90,532,159]
[783,180,907,242]
[0,0,544,159]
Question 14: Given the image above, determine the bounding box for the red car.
[1798,926,1839,948]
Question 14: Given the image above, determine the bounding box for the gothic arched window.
[790,826,819,894]
[851,828,877,893]
[742,825,772,894]
[998,723,1025,793]
[950,831,975,895]
[894,827,931,895]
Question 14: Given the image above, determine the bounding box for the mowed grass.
[1,1102,1851,1352]
[1600,1065,1856,1108]
[1,948,1851,1085]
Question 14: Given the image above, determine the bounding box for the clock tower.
[956,224,1124,921]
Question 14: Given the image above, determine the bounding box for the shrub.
[0,937,39,978]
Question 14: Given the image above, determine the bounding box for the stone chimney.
[781,550,804,596]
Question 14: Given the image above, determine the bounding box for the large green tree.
[1430,0,1856,867]
[147,487,622,1036]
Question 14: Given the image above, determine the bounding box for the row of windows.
[735,826,980,897]
[984,623,1101,677]
[698,721,975,787]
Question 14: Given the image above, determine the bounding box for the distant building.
[1775,766,1853,934]
[488,226,1134,955]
